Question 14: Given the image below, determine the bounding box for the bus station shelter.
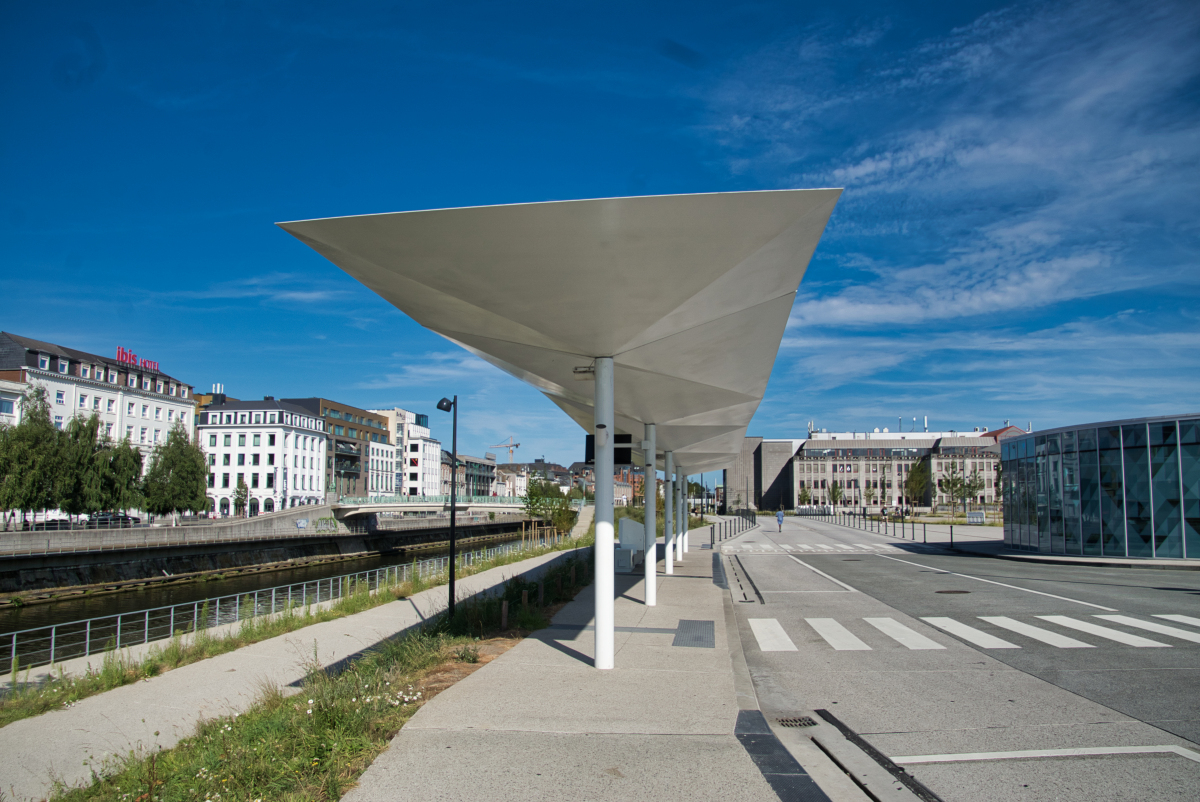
[280,189,841,669]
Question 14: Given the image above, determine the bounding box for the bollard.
[501,600,509,630]
[923,523,927,543]
[950,525,954,547]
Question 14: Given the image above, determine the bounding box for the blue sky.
[2,0,1198,475]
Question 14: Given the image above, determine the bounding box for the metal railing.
[337,495,525,505]
[3,528,574,672]
[709,514,756,545]
[0,513,528,557]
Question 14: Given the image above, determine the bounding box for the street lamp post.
[437,395,458,619]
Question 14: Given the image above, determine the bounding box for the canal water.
[0,533,527,635]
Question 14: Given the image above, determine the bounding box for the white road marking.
[787,555,858,592]
[890,745,1200,765]
[922,617,1020,649]
[806,618,872,650]
[748,619,798,652]
[1037,616,1171,647]
[1095,615,1200,644]
[979,616,1094,648]
[864,618,946,650]
[1154,614,1200,629]
[876,555,1118,611]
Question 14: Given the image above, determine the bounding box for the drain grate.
[776,716,818,728]
[936,590,970,594]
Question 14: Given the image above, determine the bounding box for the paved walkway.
[343,525,854,802]
[0,548,580,802]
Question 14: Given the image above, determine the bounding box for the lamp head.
[437,397,454,412]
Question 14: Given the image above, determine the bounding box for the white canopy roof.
[279,189,840,474]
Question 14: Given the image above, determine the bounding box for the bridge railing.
[337,495,525,505]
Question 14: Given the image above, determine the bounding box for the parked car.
[89,513,141,528]
[29,519,74,531]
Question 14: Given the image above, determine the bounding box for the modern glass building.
[1002,415,1200,559]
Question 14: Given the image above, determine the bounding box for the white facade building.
[0,332,194,471]
[371,407,441,496]
[197,397,326,515]
[366,441,397,497]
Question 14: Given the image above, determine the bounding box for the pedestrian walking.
[776,509,784,532]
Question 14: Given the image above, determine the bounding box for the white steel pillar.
[676,472,685,561]
[664,451,675,575]
[643,423,657,606]
[682,472,690,553]
[593,357,615,670]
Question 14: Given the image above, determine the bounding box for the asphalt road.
[723,515,1200,802]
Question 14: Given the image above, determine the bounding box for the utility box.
[618,517,645,568]
[615,548,635,573]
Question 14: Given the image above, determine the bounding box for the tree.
[904,459,932,508]
[864,485,876,506]
[233,478,249,518]
[523,476,575,533]
[0,384,59,525]
[798,486,811,505]
[57,414,106,521]
[963,470,986,515]
[828,482,844,506]
[143,421,209,524]
[104,435,144,515]
[942,464,970,515]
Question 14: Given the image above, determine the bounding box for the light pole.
[437,395,457,620]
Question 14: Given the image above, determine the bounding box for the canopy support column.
[682,473,690,554]
[593,357,615,670]
[643,424,656,607]
[676,473,685,561]
[664,451,675,575]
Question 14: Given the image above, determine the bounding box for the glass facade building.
[1002,415,1200,559]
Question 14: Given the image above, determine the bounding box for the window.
[236,472,244,487]
[410,458,418,467]
[167,409,174,421]
[208,474,215,488]
[254,413,262,424]
[266,473,275,488]
[155,407,162,420]
[223,434,231,446]
[239,414,247,424]
[237,454,245,466]
[238,434,246,446]
[410,472,418,481]
[143,378,151,390]
[128,402,135,415]
[0,399,12,415]
[268,413,276,424]
[126,425,133,439]
[79,395,88,408]
[223,454,230,466]
[251,473,259,489]
[54,415,63,429]
[56,391,65,405]
[411,444,419,453]
[209,434,217,447]
[208,454,215,466]
[268,434,275,447]
[81,365,90,379]
[253,434,261,447]
[108,371,116,383]
[128,376,137,388]
[156,381,164,393]
[181,387,189,399]
[93,396,101,410]
[224,414,233,424]
[107,399,114,412]
[38,354,49,370]
[153,429,160,443]
[169,384,177,396]
[222,473,230,488]
[268,453,275,466]
[209,414,218,424]
[252,454,260,466]
[140,427,147,443]
[57,359,68,373]
[142,404,149,418]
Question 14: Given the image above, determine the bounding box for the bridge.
[333,495,527,519]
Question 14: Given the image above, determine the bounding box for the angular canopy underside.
[279,189,841,474]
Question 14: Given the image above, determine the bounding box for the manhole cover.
[936,590,971,594]
[777,716,818,728]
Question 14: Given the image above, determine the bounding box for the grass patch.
[47,555,589,801]
[1,533,592,730]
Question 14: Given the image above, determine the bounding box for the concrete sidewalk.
[343,527,850,802]
[0,547,582,802]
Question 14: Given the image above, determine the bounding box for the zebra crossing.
[747,613,1200,653]
[723,541,936,555]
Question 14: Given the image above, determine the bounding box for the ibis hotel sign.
[115,346,160,373]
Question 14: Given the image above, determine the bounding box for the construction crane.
[490,436,521,463]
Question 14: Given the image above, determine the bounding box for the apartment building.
[282,397,392,499]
